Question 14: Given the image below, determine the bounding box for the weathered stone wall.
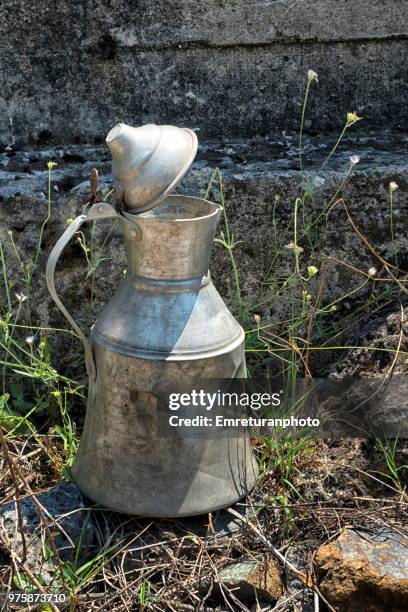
[0,1,407,144]
[0,134,407,355]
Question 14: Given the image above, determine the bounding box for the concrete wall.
[1,1,407,144]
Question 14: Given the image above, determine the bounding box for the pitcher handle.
[46,201,120,382]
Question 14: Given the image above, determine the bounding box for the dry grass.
[1,433,407,611]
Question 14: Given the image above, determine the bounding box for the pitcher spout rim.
[121,194,222,223]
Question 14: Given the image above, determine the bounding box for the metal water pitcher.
[46,123,258,517]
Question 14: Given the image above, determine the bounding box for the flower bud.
[308,70,318,83]
[346,112,362,127]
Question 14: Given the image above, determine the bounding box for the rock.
[0,481,95,586]
[321,306,408,436]
[215,555,283,603]
[314,528,408,612]
[330,306,408,380]
[0,135,407,377]
[211,498,260,539]
[0,132,408,372]
[211,510,244,538]
[0,2,407,143]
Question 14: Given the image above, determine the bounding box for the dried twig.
[226,507,337,612]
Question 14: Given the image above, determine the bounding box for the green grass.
[375,436,407,495]
[257,436,316,496]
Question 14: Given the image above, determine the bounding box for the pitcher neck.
[120,195,221,281]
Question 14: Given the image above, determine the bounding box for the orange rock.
[315,528,408,612]
[217,555,283,603]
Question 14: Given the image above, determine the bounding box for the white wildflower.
[15,293,27,303]
[308,70,318,83]
[389,181,398,193]
[368,267,377,277]
[26,335,35,345]
[349,155,360,165]
[313,176,325,188]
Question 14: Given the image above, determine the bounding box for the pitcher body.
[71,196,258,516]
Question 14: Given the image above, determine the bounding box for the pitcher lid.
[106,123,198,214]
